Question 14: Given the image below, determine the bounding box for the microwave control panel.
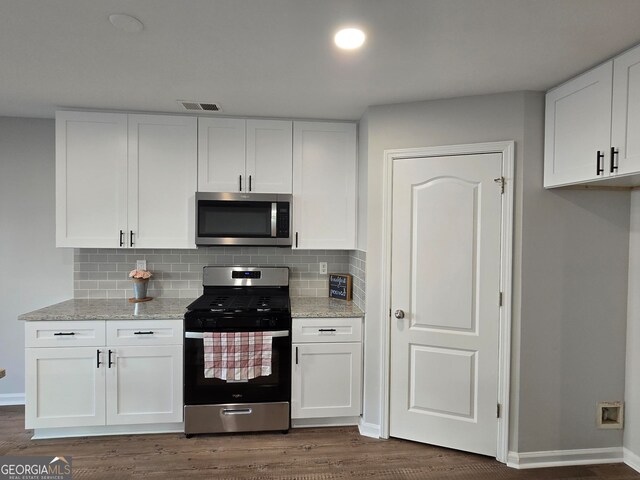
[276,203,290,238]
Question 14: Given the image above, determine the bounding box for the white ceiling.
[2,0,640,120]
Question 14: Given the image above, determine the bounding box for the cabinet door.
[613,45,640,176]
[198,118,246,192]
[293,122,357,249]
[56,111,127,247]
[128,115,197,248]
[544,62,613,188]
[106,345,183,425]
[25,347,106,429]
[291,342,362,419]
[246,120,293,193]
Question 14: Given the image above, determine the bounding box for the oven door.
[184,329,291,405]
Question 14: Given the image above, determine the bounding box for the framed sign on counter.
[329,274,352,301]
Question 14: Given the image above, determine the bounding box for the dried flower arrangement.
[129,269,152,280]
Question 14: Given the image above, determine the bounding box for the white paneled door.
[389,153,503,457]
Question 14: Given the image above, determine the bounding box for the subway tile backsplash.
[74,247,366,310]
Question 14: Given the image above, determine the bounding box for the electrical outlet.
[136,260,147,271]
[319,262,328,275]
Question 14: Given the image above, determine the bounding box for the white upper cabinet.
[56,111,197,248]
[128,115,197,249]
[293,122,357,250]
[56,111,128,247]
[612,46,640,176]
[198,118,292,193]
[544,62,613,188]
[246,120,293,193]
[545,43,640,188]
[198,118,246,192]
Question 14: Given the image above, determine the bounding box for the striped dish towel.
[203,332,273,381]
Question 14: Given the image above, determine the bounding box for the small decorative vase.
[132,278,149,299]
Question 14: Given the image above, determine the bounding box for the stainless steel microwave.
[195,192,292,246]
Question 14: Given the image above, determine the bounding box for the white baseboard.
[32,422,184,440]
[0,393,25,406]
[624,448,640,473]
[291,417,360,428]
[358,419,381,439]
[507,447,624,469]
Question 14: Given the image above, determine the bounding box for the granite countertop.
[19,297,364,322]
[18,298,192,321]
[291,297,364,318]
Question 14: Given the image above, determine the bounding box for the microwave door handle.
[271,202,277,237]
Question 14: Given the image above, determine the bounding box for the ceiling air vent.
[178,101,222,113]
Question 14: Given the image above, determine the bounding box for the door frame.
[379,141,515,463]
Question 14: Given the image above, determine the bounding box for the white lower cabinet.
[106,345,183,425]
[25,320,183,433]
[291,317,363,424]
[25,346,106,429]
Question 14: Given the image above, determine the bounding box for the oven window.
[198,201,272,238]
[184,335,291,405]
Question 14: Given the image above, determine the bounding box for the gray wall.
[362,91,629,453]
[0,117,73,401]
[357,113,368,251]
[518,100,629,451]
[625,190,640,459]
[363,92,527,435]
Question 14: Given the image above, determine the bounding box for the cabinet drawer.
[292,317,362,343]
[25,321,106,348]
[106,320,183,346]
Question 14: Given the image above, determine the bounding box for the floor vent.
[178,101,222,112]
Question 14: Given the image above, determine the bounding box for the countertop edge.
[19,297,364,322]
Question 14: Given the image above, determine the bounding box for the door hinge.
[499,291,503,307]
[497,403,501,418]
[494,176,505,194]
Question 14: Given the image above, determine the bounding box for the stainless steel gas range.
[183,266,291,436]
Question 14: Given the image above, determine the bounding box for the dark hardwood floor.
[1,406,638,479]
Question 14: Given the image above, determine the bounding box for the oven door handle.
[184,330,289,339]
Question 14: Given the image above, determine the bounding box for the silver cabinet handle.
[394,309,405,319]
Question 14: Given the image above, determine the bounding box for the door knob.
[394,309,405,319]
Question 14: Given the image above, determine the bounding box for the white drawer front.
[292,317,362,343]
[106,320,183,346]
[25,321,106,348]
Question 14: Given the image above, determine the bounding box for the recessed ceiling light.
[108,14,144,33]
[334,28,365,50]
